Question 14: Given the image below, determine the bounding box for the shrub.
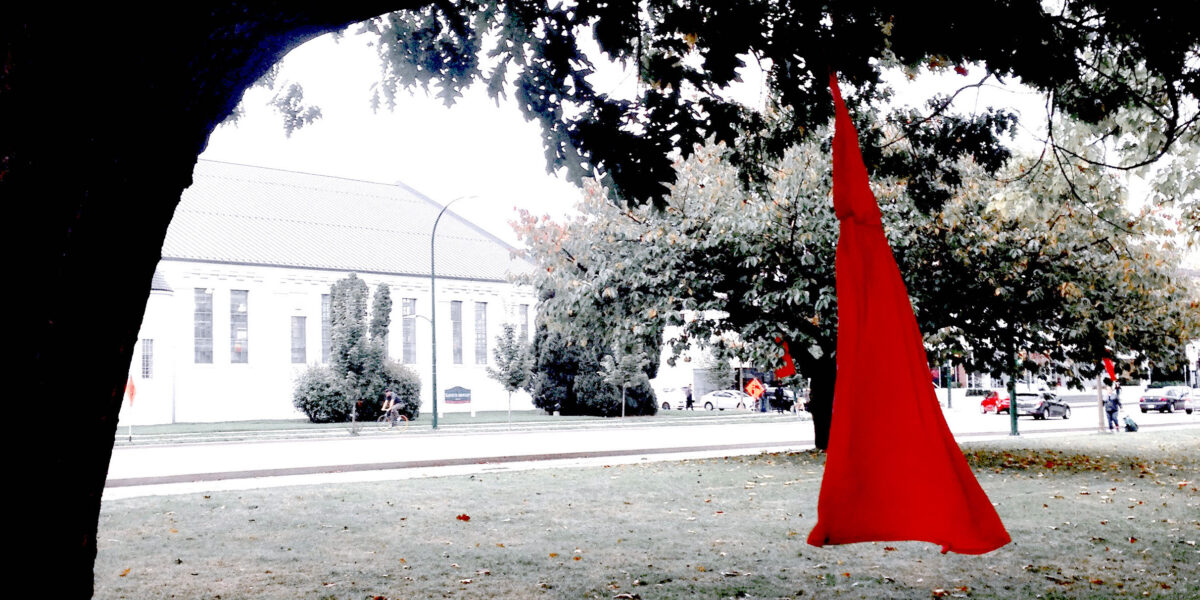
[293,360,422,423]
[293,365,350,423]
[381,360,421,421]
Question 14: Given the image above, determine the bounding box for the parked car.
[699,389,752,411]
[1014,392,1071,420]
[979,390,1011,414]
[658,386,685,410]
[1138,386,1194,414]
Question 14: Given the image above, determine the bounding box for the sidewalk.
[105,403,1200,501]
[104,415,817,499]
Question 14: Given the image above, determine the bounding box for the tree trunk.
[805,358,837,451]
[7,4,419,594]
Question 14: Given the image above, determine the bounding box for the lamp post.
[430,195,476,430]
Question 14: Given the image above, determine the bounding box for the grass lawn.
[95,429,1199,599]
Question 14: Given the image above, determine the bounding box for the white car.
[699,389,752,411]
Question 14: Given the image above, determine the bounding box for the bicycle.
[376,407,410,432]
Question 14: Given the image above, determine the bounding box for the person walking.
[1104,382,1122,432]
[685,385,694,410]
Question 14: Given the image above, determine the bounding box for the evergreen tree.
[371,283,392,341]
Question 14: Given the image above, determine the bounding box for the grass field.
[95,429,1199,599]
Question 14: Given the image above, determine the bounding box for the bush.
[556,354,658,417]
[381,360,421,421]
[293,360,421,423]
[293,365,350,423]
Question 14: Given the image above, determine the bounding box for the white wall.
[121,260,537,424]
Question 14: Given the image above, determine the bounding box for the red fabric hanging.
[775,337,797,379]
[807,73,1010,554]
[1103,357,1117,383]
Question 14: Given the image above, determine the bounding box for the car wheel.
[704,402,714,411]
[980,406,987,414]
[1062,406,1071,420]
[661,402,671,410]
[1141,408,1147,413]
[1166,404,1174,413]
[1187,409,1194,415]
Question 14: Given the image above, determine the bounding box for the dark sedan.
[1139,387,1194,414]
[1014,392,1071,420]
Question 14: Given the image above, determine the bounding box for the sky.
[200,27,1179,261]
[200,28,1057,248]
[200,32,590,248]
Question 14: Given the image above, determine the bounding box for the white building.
[120,160,537,425]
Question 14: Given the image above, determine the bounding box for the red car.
[980,390,1011,414]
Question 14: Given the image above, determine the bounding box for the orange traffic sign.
[745,378,765,399]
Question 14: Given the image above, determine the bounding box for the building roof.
[161,160,532,281]
[149,267,173,293]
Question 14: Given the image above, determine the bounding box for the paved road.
[104,401,1199,500]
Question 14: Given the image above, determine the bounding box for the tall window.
[141,339,154,379]
[291,316,306,364]
[402,298,417,364]
[475,302,488,364]
[321,293,331,363]
[231,290,249,363]
[519,303,530,340]
[451,300,463,364]
[194,288,213,363]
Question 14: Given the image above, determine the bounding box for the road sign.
[745,378,765,399]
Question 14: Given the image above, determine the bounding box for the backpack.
[1123,416,1138,432]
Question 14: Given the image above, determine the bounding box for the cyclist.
[381,389,398,425]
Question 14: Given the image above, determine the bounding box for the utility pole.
[429,195,476,430]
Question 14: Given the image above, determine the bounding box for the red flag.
[1102,358,1116,383]
[125,376,136,406]
[807,74,1010,554]
[774,337,796,378]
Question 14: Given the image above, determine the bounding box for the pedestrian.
[1104,381,1122,432]
[685,385,694,410]
[774,386,786,413]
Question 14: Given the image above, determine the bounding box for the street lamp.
[430,195,477,430]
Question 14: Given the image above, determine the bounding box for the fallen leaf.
[549,553,559,558]
[459,578,473,584]
[456,514,471,522]
[119,568,131,577]
[573,556,582,561]
[884,546,897,552]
